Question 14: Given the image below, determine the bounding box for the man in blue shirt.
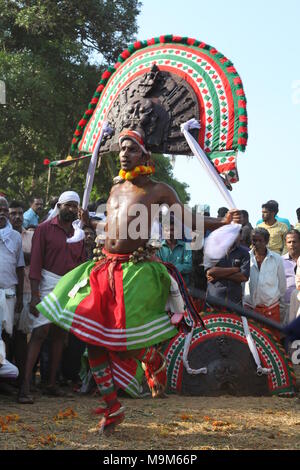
[206,232,250,305]
[23,197,43,229]
[157,215,193,288]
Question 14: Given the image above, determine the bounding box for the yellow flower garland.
[119,165,155,180]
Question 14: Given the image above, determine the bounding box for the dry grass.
[0,392,300,450]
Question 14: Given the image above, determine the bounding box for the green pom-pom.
[215,53,223,60]
[128,44,136,53]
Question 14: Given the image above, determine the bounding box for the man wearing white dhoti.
[0,324,19,380]
[0,197,24,341]
[18,191,87,403]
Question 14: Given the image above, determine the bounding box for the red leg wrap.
[140,348,167,398]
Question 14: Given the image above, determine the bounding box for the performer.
[37,128,241,434]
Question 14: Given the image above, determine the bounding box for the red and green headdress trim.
[70,34,248,184]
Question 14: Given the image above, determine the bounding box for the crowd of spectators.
[0,193,299,402]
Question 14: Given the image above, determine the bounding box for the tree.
[0,0,190,206]
[0,0,141,200]
[152,154,190,204]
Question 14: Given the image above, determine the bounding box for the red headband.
[119,129,148,155]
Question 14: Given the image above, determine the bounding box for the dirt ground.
[0,388,300,450]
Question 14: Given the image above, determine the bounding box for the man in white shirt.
[281,230,300,325]
[244,227,286,339]
[9,201,34,387]
[289,258,300,324]
[0,198,25,340]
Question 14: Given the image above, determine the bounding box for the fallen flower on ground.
[53,408,78,421]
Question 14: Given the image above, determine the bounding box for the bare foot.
[98,410,125,436]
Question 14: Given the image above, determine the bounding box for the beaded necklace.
[119,165,155,180]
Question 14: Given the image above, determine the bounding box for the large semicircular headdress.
[71,34,248,186]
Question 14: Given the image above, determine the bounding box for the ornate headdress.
[71,35,248,185]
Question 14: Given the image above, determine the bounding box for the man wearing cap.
[257,201,288,255]
[18,191,87,403]
[37,129,242,433]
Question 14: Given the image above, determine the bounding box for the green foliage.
[152,154,190,204]
[0,0,140,200]
[0,0,190,206]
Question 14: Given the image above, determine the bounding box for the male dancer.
[37,129,241,433]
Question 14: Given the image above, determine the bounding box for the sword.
[189,287,285,333]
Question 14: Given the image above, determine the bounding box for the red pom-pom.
[234,77,242,85]
[121,50,131,59]
[72,138,78,144]
[147,38,155,46]
[187,38,196,45]
[101,70,111,80]
[227,66,237,74]
[43,159,50,166]
[91,98,98,104]
[79,119,87,127]
[96,84,104,93]
[74,130,81,136]
[134,41,142,49]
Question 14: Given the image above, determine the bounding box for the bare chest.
[107,182,158,221]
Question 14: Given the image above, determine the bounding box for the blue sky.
[136,0,300,224]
